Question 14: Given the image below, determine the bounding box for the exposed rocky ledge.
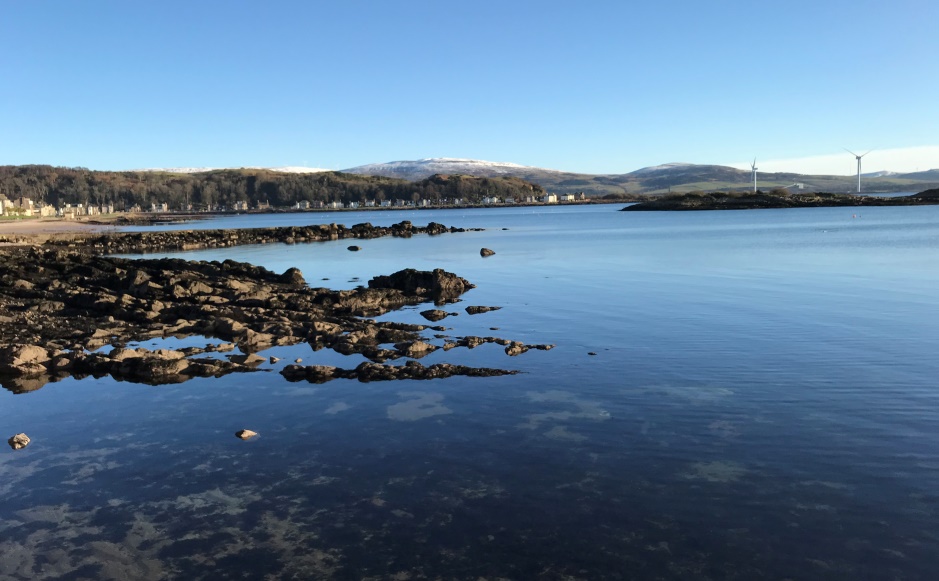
[622,190,939,211]
[0,245,547,392]
[281,360,517,383]
[7,220,481,253]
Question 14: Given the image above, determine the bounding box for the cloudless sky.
[2,0,937,174]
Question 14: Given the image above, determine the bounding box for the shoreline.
[0,200,627,239]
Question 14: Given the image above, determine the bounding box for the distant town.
[0,191,591,220]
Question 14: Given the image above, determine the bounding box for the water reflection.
[3,205,939,578]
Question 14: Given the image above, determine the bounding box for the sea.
[2,203,939,580]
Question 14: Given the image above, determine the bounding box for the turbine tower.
[844,148,872,193]
[750,158,758,193]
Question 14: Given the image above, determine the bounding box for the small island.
[622,188,939,211]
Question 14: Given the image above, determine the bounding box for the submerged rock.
[480,248,496,257]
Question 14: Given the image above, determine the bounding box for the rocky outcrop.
[0,246,547,390]
[465,306,501,315]
[29,221,482,254]
[235,429,258,440]
[441,336,555,356]
[420,309,457,322]
[480,248,496,257]
[281,360,517,383]
[0,345,54,377]
[367,268,474,304]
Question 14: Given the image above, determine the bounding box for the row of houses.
[1,191,590,217]
[0,195,120,218]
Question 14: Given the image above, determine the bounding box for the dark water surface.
[3,205,939,579]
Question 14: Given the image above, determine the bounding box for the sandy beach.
[0,218,116,246]
[0,217,111,236]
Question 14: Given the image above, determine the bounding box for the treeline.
[0,166,546,209]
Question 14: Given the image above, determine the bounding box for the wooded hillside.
[0,166,546,209]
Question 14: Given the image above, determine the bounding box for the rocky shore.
[0,222,550,392]
[0,220,479,253]
[622,190,939,211]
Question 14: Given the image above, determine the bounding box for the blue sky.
[2,0,937,175]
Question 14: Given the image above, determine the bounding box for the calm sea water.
[3,204,939,580]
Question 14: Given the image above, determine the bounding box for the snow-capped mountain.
[630,162,696,174]
[342,158,559,181]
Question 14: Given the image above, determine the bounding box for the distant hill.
[0,165,545,210]
[343,158,939,196]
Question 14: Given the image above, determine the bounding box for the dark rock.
[480,248,496,257]
[465,306,501,315]
[368,268,473,295]
[347,245,361,251]
[420,309,456,322]
[280,267,306,286]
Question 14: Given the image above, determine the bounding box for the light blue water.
[2,204,939,579]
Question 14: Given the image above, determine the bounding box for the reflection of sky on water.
[4,205,939,578]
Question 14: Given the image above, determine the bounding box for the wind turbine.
[844,148,872,193]
[750,158,758,193]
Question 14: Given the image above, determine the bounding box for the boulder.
[396,340,437,358]
[0,344,53,377]
[235,429,258,440]
[420,309,454,322]
[8,433,30,450]
[505,342,529,356]
[280,267,306,286]
[347,245,361,252]
[480,248,496,257]
[367,268,474,298]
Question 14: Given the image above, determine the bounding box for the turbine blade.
[844,147,860,157]
[861,149,874,158]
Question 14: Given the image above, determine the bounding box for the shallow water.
[3,205,939,579]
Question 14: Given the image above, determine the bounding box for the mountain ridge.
[129,157,939,195]
[340,158,939,195]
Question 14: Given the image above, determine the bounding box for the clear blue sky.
[3,0,937,174]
